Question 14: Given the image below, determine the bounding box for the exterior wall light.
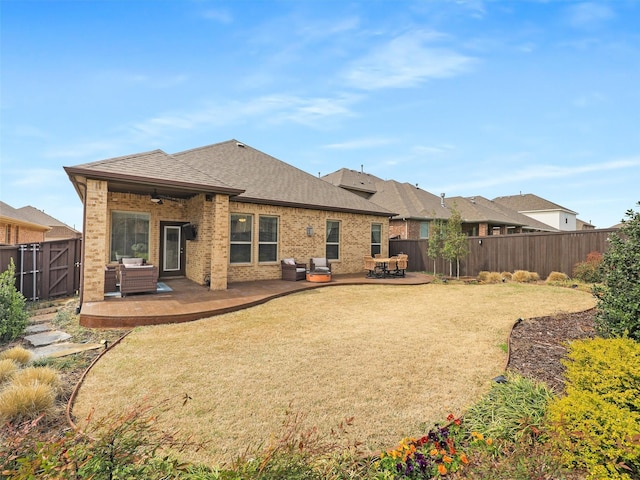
[306,226,314,236]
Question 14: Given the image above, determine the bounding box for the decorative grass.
[73,283,595,467]
[0,358,18,385]
[0,382,56,422]
[0,346,32,366]
[12,366,61,391]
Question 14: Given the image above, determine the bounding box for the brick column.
[209,194,229,290]
[83,179,108,302]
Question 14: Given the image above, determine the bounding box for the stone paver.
[25,323,54,334]
[29,342,103,360]
[25,330,72,347]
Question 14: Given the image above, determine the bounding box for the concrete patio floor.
[80,272,433,328]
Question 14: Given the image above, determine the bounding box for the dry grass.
[0,382,56,422]
[12,366,61,391]
[0,346,32,366]
[0,359,18,385]
[72,283,595,467]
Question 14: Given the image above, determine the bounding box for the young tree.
[593,202,640,341]
[0,258,29,342]
[442,207,469,279]
[427,218,446,275]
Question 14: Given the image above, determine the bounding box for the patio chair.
[363,256,379,278]
[281,258,307,281]
[118,263,159,296]
[395,254,408,277]
[387,257,398,277]
[310,257,331,273]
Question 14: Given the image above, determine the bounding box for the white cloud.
[566,2,615,29]
[201,8,232,24]
[323,137,396,150]
[440,156,640,192]
[343,30,475,90]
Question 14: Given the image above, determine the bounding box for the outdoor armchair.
[310,257,331,273]
[281,258,307,281]
[118,263,159,296]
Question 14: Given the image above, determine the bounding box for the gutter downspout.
[75,180,87,314]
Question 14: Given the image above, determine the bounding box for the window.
[419,221,429,239]
[111,212,150,262]
[258,216,278,262]
[230,214,253,263]
[371,223,382,256]
[326,220,340,260]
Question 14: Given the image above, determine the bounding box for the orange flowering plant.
[376,414,492,478]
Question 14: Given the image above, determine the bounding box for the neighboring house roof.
[0,201,51,231]
[322,168,381,195]
[457,196,558,232]
[492,193,578,215]
[16,206,81,238]
[576,218,596,230]
[368,180,451,220]
[321,170,558,231]
[65,140,395,217]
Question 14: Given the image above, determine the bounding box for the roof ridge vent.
[236,142,245,148]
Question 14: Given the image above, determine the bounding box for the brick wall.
[226,201,389,283]
[83,179,109,302]
[0,222,46,245]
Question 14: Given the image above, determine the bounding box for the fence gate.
[1,239,81,302]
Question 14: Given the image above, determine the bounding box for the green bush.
[572,251,603,283]
[593,203,640,340]
[0,259,29,342]
[548,337,640,479]
[463,372,555,444]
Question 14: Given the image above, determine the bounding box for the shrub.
[0,259,29,342]
[488,272,503,284]
[501,271,512,281]
[0,382,56,422]
[12,366,61,391]
[573,251,603,283]
[546,271,569,284]
[593,203,640,340]
[0,346,32,366]
[512,270,531,283]
[463,372,555,444]
[477,271,490,283]
[0,358,18,384]
[548,337,640,479]
[529,272,540,282]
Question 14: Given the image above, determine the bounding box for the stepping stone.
[29,342,103,360]
[25,323,54,334]
[24,330,72,347]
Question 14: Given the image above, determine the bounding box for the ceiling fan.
[150,190,181,205]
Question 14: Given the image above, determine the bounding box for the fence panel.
[391,228,617,278]
[0,239,81,301]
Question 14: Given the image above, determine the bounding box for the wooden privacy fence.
[390,228,618,279]
[0,238,82,301]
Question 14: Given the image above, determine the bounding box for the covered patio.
[79,272,432,328]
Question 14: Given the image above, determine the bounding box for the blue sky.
[2,0,639,231]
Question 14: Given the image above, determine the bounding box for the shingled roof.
[368,181,451,220]
[0,201,50,231]
[174,141,393,216]
[493,193,577,215]
[65,140,394,217]
[321,168,381,194]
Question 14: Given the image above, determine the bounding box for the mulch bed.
[507,308,597,393]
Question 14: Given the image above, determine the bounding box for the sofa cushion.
[311,257,327,267]
[282,258,296,265]
[122,257,143,266]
